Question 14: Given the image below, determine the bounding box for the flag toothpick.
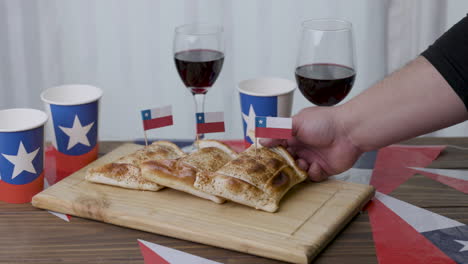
[254,116,292,156]
[255,116,292,140]
[143,131,149,147]
[254,137,258,156]
[140,105,174,146]
[196,112,225,135]
[195,111,225,151]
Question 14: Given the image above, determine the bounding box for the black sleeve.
[421,14,468,110]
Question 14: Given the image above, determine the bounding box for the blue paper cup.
[41,84,102,183]
[0,108,48,203]
[238,77,296,147]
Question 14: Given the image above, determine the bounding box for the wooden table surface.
[1,138,468,264]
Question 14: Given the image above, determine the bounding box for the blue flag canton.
[141,110,151,120]
[421,225,468,263]
[255,117,267,128]
[196,113,205,124]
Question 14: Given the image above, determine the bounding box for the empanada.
[141,140,237,203]
[194,145,307,212]
[86,141,185,191]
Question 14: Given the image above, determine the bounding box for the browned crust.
[195,172,277,212]
[181,147,233,172]
[87,163,163,191]
[194,146,308,212]
[141,160,197,187]
[140,140,236,203]
[86,141,186,191]
[141,160,225,204]
[197,139,238,158]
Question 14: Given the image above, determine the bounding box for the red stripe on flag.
[413,169,468,194]
[45,144,99,184]
[0,172,44,204]
[370,145,444,194]
[138,241,170,264]
[196,122,225,134]
[143,116,173,131]
[255,127,292,139]
[368,199,455,264]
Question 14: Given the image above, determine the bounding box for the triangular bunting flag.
[409,167,468,194]
[47,210,71,222]
[138,239,222,264]
[374,145,445,169]
[371,145,444,194]
[370,192,468,263]
[330,168,373,185]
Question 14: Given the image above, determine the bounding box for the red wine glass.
[173,23,224,143]
[295,19,356,106]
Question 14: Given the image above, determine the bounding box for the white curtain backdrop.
[0,0,467,140]
[385,0,468,136]
[386,0,447,73]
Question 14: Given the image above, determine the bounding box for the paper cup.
[0,108,48,203]
[238,77,295,147]
[41,84,102,183]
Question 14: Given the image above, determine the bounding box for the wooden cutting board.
[32,143,375,264]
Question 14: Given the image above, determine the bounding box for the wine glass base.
[181,134,205,153]
[181,143,199,153]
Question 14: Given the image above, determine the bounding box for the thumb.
[291,113,305,138]
[259,138,287,148]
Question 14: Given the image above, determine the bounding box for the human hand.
[260,106,362,181]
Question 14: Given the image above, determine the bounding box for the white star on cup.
[59,115,94,150]
[242,105,257,141]
[2,141,39,179]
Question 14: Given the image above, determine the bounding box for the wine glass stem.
[193,92,206,140]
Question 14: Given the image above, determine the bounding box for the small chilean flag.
[196,112,225,134]
[255,116,292,139]
[141,105,173,131]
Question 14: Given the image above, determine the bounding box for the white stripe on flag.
[266,117,292,129]
[151,105,172,118]
[409,167,468,181]
[375,192,464,232]
[205,112,224,123]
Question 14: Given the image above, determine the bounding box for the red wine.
[174,49,224,94]
[295,63,355,106]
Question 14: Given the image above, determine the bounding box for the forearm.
[338,56,468,152]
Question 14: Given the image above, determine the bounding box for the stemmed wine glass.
[173,23,224,145]
[295,19,356,106]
